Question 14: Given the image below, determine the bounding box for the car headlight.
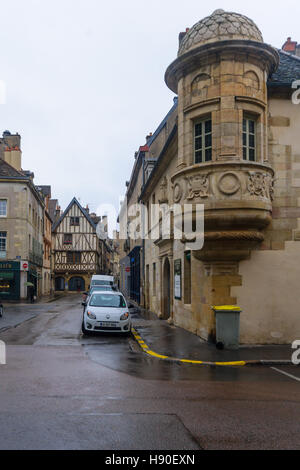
[120,312,129,321]
[87,311,96,320]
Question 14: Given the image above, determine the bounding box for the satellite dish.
[96,221,108,240]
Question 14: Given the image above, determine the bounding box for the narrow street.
[0,295,299,450]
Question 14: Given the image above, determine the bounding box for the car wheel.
[82,321,93,336]
[125,326,132,337]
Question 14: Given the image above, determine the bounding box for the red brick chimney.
[282,37,297,54]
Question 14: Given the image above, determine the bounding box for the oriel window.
[243,117,256,161]
[194,118,212,164]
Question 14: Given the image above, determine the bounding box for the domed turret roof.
[178,9,263,56]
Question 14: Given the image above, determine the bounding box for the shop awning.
[0,272,14,280]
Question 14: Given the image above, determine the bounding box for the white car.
[82,291,131,335]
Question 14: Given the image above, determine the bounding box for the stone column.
[158,256,163,317]
[177,77,187,169]
[169,253,174,320]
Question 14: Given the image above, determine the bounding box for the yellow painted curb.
[131,327,247,367]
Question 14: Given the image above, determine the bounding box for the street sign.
[21,261,29,272]
[125,267,130,273]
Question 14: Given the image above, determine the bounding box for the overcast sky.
[0,0,299,215]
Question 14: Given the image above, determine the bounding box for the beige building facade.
[119,103,178,303]
[36,186,53,296]
[129,9,300,345]
[0,132,45,300]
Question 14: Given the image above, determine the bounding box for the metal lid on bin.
[212,305,242,312]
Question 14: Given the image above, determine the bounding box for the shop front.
[0,261,20,301]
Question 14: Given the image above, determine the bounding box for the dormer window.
[194,118,212,164]
[144,160,156,184]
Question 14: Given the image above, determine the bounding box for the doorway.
[68,276,85,292]
[55,277,65,291]
[162,258,170,319]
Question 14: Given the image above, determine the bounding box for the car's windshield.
[90,286,112,293]
[89,294,126,308]
[92,280,112,287]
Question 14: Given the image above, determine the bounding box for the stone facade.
[119,103,177,303]
[124,9,300,345]
[0,158,45,300]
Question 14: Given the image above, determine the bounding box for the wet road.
[0,295,299,450]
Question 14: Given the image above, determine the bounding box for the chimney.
[179,28,190,46]
[10,146,22,171]
[2,132,22,170]
[282,37,298,54]
[146,132,153,143]
[55,206,61,220]
[85,204,89,214]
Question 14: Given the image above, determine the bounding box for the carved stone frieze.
[173,182,183,203]
[218,172,241,195]
[248,172,274,201]
[186,174,209,200]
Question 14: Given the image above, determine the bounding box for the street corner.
[131,326,295,368]
[131,326,246,367]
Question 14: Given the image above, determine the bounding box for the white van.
[91,275,115,288]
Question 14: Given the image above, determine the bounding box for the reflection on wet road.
[1,296,297,384]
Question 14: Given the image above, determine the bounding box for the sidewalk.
[131,306,293,366]
[0,294,64,333]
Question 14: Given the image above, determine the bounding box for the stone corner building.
[123,9,300,344]
[0,132,45,301]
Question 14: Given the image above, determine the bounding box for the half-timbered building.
[52,197,108,292]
